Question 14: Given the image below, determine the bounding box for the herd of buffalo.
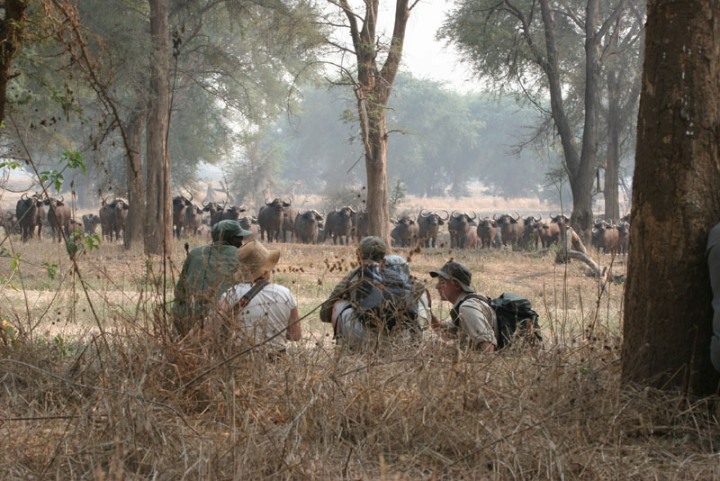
[1,193,630,254]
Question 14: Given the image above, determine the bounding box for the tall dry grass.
[0,237,718,480]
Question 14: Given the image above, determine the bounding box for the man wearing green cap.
[173,219,253,337]
[320,236,423,348]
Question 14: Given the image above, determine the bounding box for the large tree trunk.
[622,1,720,395]
[340,0,411,249]
[144,0,172,256]
[364,111,390,245]
[0,1,27,126]
[125,111,145,248]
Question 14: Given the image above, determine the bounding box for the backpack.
[452,292,542,349]
[351,264,419,333]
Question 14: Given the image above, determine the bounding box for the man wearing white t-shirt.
[218,241,301,356]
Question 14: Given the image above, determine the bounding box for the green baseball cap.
[358,236,387,261]
[211,220,253,242]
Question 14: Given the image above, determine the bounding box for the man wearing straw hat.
[218,240,301,355]
[173,219,252,337]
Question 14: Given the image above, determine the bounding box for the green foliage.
[43,262,58,280]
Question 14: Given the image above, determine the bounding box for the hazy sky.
[400,0,479,92]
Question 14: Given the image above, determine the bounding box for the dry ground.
[0,211,716,479]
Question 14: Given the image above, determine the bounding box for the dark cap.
[211,220,253,242]
[430,261,474,293]
[358,236,387,261]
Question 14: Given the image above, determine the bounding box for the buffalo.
[494,213,524,248]
[238,215,259,242]
[183,204,204,237]
[519,215,542,250]
[108,198,129,242]
[390,214,419,247]
[353,210,369,240]
[258,198,290,243]
[448,211,477,249]
[172,194,193,238]
[282,205,298,243]
[202,201,227,227]
[99,198,113,241]
[82,213,101,235]
[45,195,72,243]
[417,209,449,248]
[476,217,498,249]
[537,214,569,248]
[324,206,355,245]
[592,220,621,254]
[294,209,324,244]
[15,193,44,242]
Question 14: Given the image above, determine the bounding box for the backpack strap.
[234,279,270,312]
[450,293,491,327]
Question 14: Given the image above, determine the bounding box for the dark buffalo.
[172,194,193,238]
[618,219,630,254]
[108,198,129,242]
[477,217,498,249]
[99,198,113,241]
[390,214,419,247]
[82,213,101,234]
[324,206,355,245]
[45,195,72,243]
[294,209,324,244]
[493,213,524,247]
[417,209,449,248]
[15,193,44,242]
[282,205,298,243]
[238,215,259,242]
[219,205,247,222]
[353,210,369,240]
[183,204,204,237]
[448,211,477,249]
[202,201,226,226]
[519,215,542,250]
[258,198,290,243]
[0,209,19,235]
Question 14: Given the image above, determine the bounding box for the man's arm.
[319,273,354,323]
[286,308,302,341]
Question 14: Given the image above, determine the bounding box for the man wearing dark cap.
[320,236,422,348]
[430,260,498,352]
[173,219,253,337]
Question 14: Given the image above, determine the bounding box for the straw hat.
[235,240,281,283]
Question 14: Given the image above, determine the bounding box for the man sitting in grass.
[320,236,424,349]
[172,220,252,337]
[429,260,498,352]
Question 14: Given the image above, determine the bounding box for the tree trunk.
[125,111,145,248]
[364,110,390,245]
[0,1,26,126]
[144,0,172,256]
[340,0,411,249]
[622,0,720,395]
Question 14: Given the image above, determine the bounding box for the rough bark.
[622,1,720,395]
[144,0,172,256]
[340,0,412,248]
[125,111,145,248]
[0,1,27,126]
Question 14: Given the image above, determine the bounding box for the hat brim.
[430,269,474,293]
[235,227,254,237]
[236,250,280,283]
[429,270,449,280]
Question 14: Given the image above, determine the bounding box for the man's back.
[173,242,239,336]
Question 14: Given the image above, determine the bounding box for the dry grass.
[0,235,718,481]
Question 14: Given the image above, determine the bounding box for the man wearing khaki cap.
[430,260,498,352]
